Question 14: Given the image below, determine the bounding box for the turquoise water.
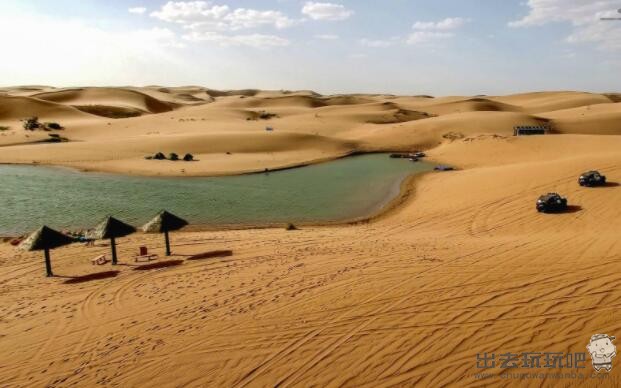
[0,154,433,235]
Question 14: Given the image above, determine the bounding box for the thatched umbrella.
[19,226,74,277]
[142,210,188,256]
[88,216,136,265]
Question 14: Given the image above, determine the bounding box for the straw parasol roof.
[19,226,75,277]
[19,226,74,251]
[88,216,136,240]
[142,211,188,233]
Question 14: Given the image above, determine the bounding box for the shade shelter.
[19,226,74,277]
[88,216,136,265]
[142,210,188,256]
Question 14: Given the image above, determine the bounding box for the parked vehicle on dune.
[578,170,606,187]
[389,151,425,160]
[434,165,454,171]
[536,193,568,213]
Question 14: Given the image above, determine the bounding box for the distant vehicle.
[513,125,548,136]
[536,193,567,213]
[578,170,606,187]
[434,165,454,171]
[390,151,425,159]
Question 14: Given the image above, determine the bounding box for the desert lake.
[0,154,432,235]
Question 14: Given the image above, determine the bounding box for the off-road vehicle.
[536,193,568,213]
[578,170,606,187]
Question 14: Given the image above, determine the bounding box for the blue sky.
[1,0,620,95]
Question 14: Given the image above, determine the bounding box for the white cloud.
[315,34,339,40]
[152,1,296,30]
[406,31,453,45]
[128,6,147,15]
[151,1,229,23]
[302,2,353,21]
[183,32,290,48]
[509,0,621,50]
[150,2,295,49]
[223,8,295,30]
[412,17,469,30]
[406,17,468,45]
[359,37,398,48]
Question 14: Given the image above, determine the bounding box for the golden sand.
[1,87,620,386]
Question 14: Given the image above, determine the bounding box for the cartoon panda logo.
[587,334,616,372]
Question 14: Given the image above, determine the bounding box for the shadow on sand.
[599,182,619,188]
[62,270,120,284]
[133,260,184,271]
[186,250,233,261]
[564,205,583,214]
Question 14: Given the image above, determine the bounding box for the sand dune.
[0,95,103,145]
[490,91,614,113]
[224,94,377,109]
[1,87,618,175]
[414,97,521,115]
[33,87,177,117]
[541,103,621,135]
[1,87,621,386]
[132,87,215,105]
[0,95,96,122]
[352,111,550,152]
[0,85,55,97]
[605,93,621,102]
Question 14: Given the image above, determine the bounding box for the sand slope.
[541,103,621,135]
[490,91,614,113]
[0,95,97,122]
[33,87,177,116]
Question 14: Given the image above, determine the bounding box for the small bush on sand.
[169,153,179,161]
[23,117,41,130]
[154,152,166,160]
[259,111,278,120]
[45,122,63,130]
[247,111,278,121]
[46,134,68,143]
[183,153,194,161]
[285,223,298,231]
[0,126,9,131]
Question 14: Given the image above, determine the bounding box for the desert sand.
[1,87,621,386]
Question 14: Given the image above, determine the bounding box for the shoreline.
[0,156,443,239]
[0,150,364,178]
[0,147,435,178]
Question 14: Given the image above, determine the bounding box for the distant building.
[513,125,550,136]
